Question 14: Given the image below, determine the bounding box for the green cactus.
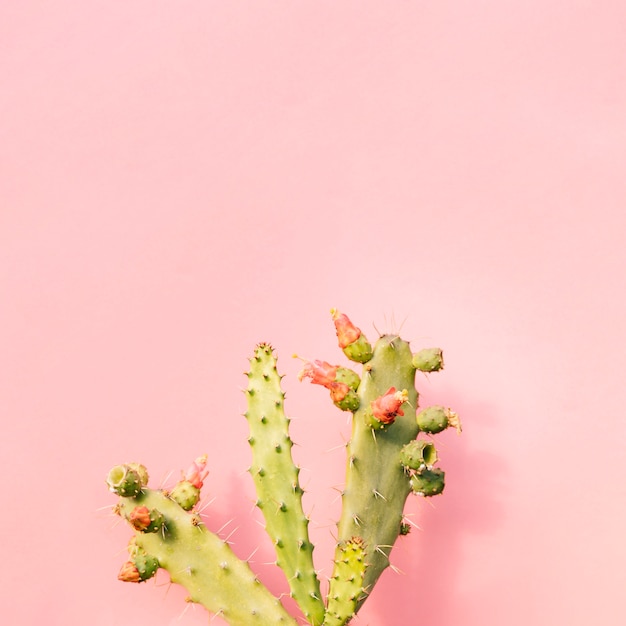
[115,487,298,625]
[323,538,368,626]
[106,311,459,624]
[244,343,325,625]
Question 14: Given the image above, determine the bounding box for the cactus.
[106,311,460,624]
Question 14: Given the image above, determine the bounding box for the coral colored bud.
[328,381,350,403]
[298,357,361,411]
[331,309,361,348]
[184,455,209,489]
[370,387,409,425]
[298,360,338,387]
[128,506,164,533]
[331,309,373,363]
[118,560,141,583]
[129,506,151,531]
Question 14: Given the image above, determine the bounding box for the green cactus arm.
[116,488,298,625]
[245,343,325,626]
[322,538,368,626]
[331,334,419,610]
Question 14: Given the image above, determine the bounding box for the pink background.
[2,2,625,625]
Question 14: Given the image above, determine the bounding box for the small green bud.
[335,367,361,391]
[133,549,159,581]
[333,388,360,412]
[341,336,373,364]
[126,463,149,486]
[169,480,201,510]
[416,405,461,434]
[106,465,142,497]
[412,348,444,372]
[410,468,445,496]
[400,440,438,470]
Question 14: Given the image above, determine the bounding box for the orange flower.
[370,387,409,425]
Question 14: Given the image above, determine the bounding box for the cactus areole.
[106,310,460,625]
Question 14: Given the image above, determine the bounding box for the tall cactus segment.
[323,538,368,626]
[326,333,418,612]
[106,310,459,625]
[314,311,458,614]
[244,343,325,626]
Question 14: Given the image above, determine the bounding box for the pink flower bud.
[370,387,409,425]
[298,360,338,387]
[331,309,362,348]
[184,455,209,489]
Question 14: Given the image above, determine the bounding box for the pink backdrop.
[2,2,625,625]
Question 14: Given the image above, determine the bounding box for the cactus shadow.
[355,397,508,626]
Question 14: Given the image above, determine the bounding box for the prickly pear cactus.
[106,311,460,625]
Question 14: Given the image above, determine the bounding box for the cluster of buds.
[400,438,445,496]
[117,538,159,583]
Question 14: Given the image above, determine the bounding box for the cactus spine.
[106,311,459,625]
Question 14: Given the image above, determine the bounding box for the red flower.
[183,455,209,489]
[331,309,362,348]
[298,360,338,387]
[370,387,409,425]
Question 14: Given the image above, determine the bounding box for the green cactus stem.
[322,537,368,626]
[115,484,298,625]
[330,334,419,610]
[245,344,325,626]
